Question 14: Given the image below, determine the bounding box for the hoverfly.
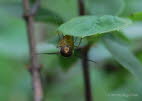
[40,33,82,57]
[57,35,82,57]
[40,34,96,63]
[41,34,82,57]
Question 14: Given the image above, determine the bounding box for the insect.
[41,34,82,57]
[57,35,74,57]
[57,35,82,57]
[40,34,96,63]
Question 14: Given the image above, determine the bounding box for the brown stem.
[31,0,40,15]
[22,0,43,101]
[81,46,92,101]
[78,0,93,101]
[78,0,85,15]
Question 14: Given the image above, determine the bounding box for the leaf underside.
[58,15,131,38]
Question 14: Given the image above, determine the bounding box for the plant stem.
[78,0,85,15]
[22,0,43,101]
[31,0,40,15]
[81,46,92,101]
[78,0,93,101]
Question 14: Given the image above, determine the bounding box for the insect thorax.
[58,35,74,48]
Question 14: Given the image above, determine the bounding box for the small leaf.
[35,8,64,25]
[102,34,142,81]
[58,15,131,38]
[129,12,142,21]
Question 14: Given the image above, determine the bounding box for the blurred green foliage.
[0,0,142,101]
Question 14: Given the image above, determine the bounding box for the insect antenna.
[76,38,83,49]
[57,33,61,41]
[74,37,78,43]
[73,52,97,64]
[87,59,97,63]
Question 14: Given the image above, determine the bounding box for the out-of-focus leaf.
[0,3,22,17]
[43,0,78,21]
[102,34,142,81]
[35,8,64,25]
[121,0,142,16]
[58,55,78,70]
[58,15,131,38]
[0,0,21,3]
[0,54,31,101]
[0,3,63,25]
[58,50,80,70]
[30,0,35,3]
[129,12,142,21]
[44,64,130,101]
[114,32,130,42]
[85,0,124,16]
[36,43,59,54]
[122,22,142,39]
[0,15,28,59]
[89,43,112,62]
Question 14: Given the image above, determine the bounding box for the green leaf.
[58,15,131,38]
[102,34,142,81]
[35,8,64,25]
[85,0,124,16]
[129,12,142,21]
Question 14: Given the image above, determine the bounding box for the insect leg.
[58,33,61,40]
[74,37,78,44]
[73,52,97,64]
[76,38,83,48]
[61,33,64,37]
[37,52,60,55]
[57,33,61,48]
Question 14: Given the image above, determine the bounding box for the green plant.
[1,0,142,101]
